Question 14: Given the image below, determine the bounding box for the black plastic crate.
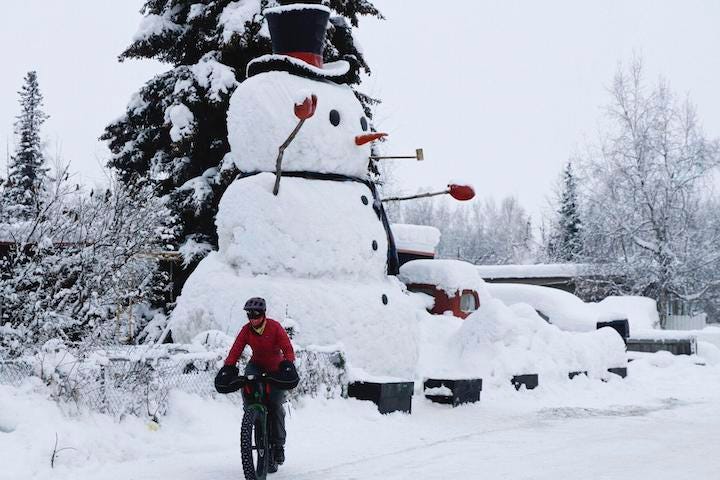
[627,338,696,355]
[424,378,482,407]
[597,319,630,343]
[347,381,414,414]
[511,374,539,390]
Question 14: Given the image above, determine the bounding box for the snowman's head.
[227,71,382,179]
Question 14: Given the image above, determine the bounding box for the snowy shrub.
[0,171,175,357]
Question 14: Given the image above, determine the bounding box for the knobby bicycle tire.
[241,406,269,480]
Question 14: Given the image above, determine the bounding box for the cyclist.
[223,297,296,473]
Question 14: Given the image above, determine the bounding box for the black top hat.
[247,1,353,82]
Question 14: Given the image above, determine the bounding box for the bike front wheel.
[241,406,269,480]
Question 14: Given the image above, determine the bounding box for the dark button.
[361,195,369,205]
[382,294,388,305]
[372,240,378,251]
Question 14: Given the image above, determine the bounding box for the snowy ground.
[2,352,720,480]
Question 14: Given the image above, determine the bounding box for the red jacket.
[224,318,296,372]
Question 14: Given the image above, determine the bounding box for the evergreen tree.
[548,161,582,261]
[2,71,49,221]
[102,0,382,300]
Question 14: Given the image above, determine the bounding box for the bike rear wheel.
[241,406,269,480]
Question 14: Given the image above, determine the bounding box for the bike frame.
[235,373,277,480]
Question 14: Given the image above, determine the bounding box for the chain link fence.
[0,345,345,419]
[0,359,33,387]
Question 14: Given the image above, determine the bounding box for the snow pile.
[391,223,441,255]
[593,295,659,333]
[227,71,372,178]
[698,326,720,349]
[216,173,387,279]
[487,283,601,331]
[418,299,627,383]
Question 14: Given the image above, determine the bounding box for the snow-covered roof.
[476,263,592,279]
[391,223,441,255]
[399,259,483,295]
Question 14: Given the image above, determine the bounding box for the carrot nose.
[355,132,388,146]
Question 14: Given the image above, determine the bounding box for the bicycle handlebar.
[227,372,295,390]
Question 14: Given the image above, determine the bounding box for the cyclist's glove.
[274,360,300,390]
[215,365,240,394]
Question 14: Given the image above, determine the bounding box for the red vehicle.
[404,281,480,319]
[392,224,481,319]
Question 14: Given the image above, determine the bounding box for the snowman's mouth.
[355,132,388,146]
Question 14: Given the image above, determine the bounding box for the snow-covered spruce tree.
[547,161,582,261]
[578,59,720,324]
[1,71,49,222]
[0,167,175,358]
[102,0,381,300]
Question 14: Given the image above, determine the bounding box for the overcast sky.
[1,0,719,220]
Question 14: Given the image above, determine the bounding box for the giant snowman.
[171,1,423,379]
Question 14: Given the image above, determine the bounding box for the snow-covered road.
[2,353,720,480]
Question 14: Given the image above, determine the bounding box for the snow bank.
[391,223,441,255]
[227,71,372,178]
[3,351,720,479]
[418,299,627,383]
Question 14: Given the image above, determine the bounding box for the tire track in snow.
[275,419,537,480]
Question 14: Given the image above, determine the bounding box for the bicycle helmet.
[243,297,266,313]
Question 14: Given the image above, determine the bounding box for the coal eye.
[329,109,340,126]
[360,117,368,131]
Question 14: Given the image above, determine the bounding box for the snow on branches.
[576,58,720,323]
[0,165,176,358]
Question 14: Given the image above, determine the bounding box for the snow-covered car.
[398,259,487,319]
[486,283,606,331]
[484,282,667,338]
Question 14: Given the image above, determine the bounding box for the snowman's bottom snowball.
[171,252,422,379]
